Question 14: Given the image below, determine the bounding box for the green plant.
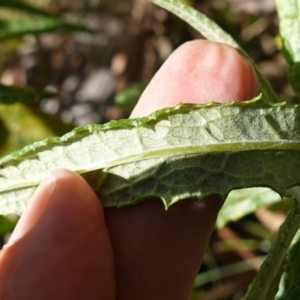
[0,0,95,100]
[0,0,300,298]
[0,0,94,158]
[0,0,95,40]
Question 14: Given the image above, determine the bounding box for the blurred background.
[0,0,294,299]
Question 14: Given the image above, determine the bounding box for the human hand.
[0,40,258,300]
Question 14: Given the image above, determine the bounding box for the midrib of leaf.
[151,0,279,103]
[3,141,300,193]
[1,98,299,169]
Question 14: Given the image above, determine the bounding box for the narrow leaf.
[152,0,240,48]
[2,97,300,215]
[264,257,286,300]
[194,256,265,287]
[275,0,300,98]
[0,0,53,17]
[0,84,57,104]
[276,229,300,299]
[245,192,300,300]
[151,0,279,103]
[0,17,95,40]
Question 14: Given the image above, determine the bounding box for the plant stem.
[244,190,300,300]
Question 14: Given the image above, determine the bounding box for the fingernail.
[6,174,57,246]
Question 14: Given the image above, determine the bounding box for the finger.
[105,40,259,300]
[131,40,258,118]
[0,169,115,300]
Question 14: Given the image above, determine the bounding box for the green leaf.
[2,96,300,215]
[275,0,300,98]
[153,0,240,48]
[0,84,57,104]
[244,191,300,300]
[0,103,74,157]
[276,229,300,299]
[216,188,281,229]
[0,215,17,235]
[0,17,95,40]
[150,0,279,103]
[288,63,300,98]
[264,258,286,300]
[0,118,9,151]
[194,256,266,288]
[275,0,300,64]
[0,0,53,17]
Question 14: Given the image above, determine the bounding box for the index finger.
[105,40,259,300]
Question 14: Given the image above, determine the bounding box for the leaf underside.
[275,0,300,97]
[1,97,300,215]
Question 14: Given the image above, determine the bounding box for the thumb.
[0,169,115,300]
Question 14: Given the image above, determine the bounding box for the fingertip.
[0,169,115,299]
[7,169,104,246]
[131,40,259,118]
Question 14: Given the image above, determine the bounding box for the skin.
[0,40,258,300]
